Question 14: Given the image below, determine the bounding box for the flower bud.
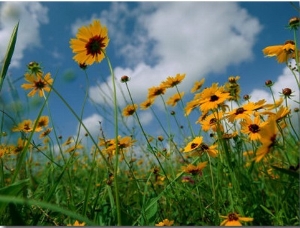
[282,88,292,96]
[265,80,273,87]
[289,17,299,29]
[243,94,250,101]
[121,75,130,83]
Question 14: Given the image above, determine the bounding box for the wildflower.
[226,99,266,123]
[36,116,49,129]
[191,78,205,93]
[21,72,53,97]
[39,128,52,139]
[161,73,185,88]
[183,137,218,157]
[12,119,42,133]
[224,76,241,101]
[155,219,174,226]
[198,83,231,113]
[182,161,208,175]
[265,79,273,87]
[262,40,298,63]
[254,116,278,162]
[140,98,155,110]
[70,20,110,65]
[65,143,84,153]
[122,104,138,117]
[220,212,253,226]
[181,176,195,184]
[184,98,201,116]
[197,111,224,132]
[105,136,136,155]
[67,220,86,226]
[281,87,293,98]
[240,116,267,141]
[166,92,184,107]
[147,85,167,99]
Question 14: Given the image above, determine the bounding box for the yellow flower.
[70,20,109,65]
[21,72,53,97]
[36,116,49,129]
[254,116,278,162]
[166,92,184,107]
[240,115,268,141]
[140,98,155,110]
[220,212,253,226]
[184,137,218,157]
[67,220,85,226]
[182,161,208,175]
[183,136,203,152]
[160,73,185,88]
[147,85,167,99]
[155,219,174,226]
[191,78,205,93]
[197,111,224,132]
[184,98,201,116]
[198,83,231,113]
[226,99,266,123]
[122,104,138,117]
[262,40,299,63]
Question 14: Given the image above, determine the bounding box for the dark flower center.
[191,143,199,149]
[210,95,219,102]
[228,213,239,221]
[35,80,46,89]
[200,143,209,151]
[209,118,217,124]
[235,107,245,115]
[86,35,106,56]
[248,124,260,133]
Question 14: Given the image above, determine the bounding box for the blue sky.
[0,1,299,145]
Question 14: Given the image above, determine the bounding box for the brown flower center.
[248,124,260,133]
[235,107,245,115]
[86,35,105,56]
[191,143,199,149]
[210,95,219,102]
[228,213,239,221]
[35,80,46,89]
[200,143,209,151]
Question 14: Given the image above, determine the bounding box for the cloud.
[77,113,103,139]
[85,2,262,108]
[0,2,49,68]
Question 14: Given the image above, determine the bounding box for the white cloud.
[0,2,48,68]
[77,113,103,139]
[85,2,262,108]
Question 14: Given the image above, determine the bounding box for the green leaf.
[144,197,158,222]
[0,22,19,92]
[260,204,274,217]
[0,179,29,214]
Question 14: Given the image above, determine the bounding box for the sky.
[0,1,299,146]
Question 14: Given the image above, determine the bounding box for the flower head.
[155,219,174,226]
[161,73,185,88]
[182,161,208,175]
[21,72,53,97]
[140,98,155,110]
[220,212,253,226]
[147,85,167,99]
[262,40,298,63]
[122,104,138,117]
[191,78,205,93]
[70,20,109,65]
[166,92,184,107]
[240,115,267,141]
[67,220,86,226]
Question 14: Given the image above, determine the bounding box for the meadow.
[0,14,299,226]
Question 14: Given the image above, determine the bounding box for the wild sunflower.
[240,115,267,141]
[226,99,266,123]
[12,119,42,133]
[197,111,224,132]
[35,116,49,129]
[122,104,138,117]
[147,85,167,99]
[254,116,278,162]
[70,20,109,65]
[184,98,201,116]
[67,220,86,226]
[183,137,218,157]
[220,212,253,226]
[155,219,174,226]
[191,78,205,93]
[166,92,184,107]
[160,73,185,88]
[198,83,231,113]
[140,98,155,110]
[182,161,208,175]
[262,40,299,63]
[21,72,53,97]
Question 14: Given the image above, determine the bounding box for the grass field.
[0,16,299,226]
